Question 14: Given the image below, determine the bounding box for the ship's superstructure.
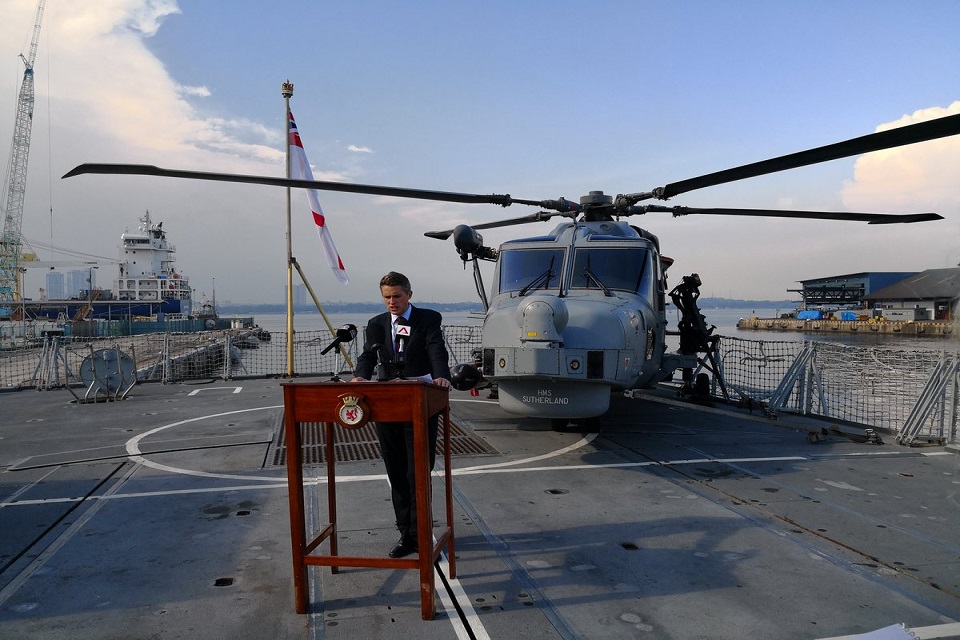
[114,211,192,315]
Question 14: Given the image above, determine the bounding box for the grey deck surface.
[1,378,958,639]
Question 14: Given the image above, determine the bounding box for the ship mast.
[282,81,295,376]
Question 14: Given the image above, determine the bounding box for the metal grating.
[266,416,498,467]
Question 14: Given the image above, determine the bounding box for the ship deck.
[1,378,959,639]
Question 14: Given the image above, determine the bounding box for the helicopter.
[63,112,960,424]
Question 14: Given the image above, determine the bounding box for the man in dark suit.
[352,271,451,558]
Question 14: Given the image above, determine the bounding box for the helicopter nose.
[516,295,569,344]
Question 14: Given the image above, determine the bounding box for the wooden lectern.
[281,380,455,620]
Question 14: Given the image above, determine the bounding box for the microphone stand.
[394,337,407,380]
[330,345,344,382]
[374,345,394,382]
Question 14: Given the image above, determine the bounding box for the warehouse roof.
[863,268,960,301]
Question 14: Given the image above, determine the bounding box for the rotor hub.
[580,191,613,206]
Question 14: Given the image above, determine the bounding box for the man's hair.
[379,271,411,293]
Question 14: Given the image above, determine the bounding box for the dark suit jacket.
[354,306,451,381]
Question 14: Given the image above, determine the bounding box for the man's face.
[381,285,412,317]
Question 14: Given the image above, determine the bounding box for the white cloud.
[347,144,373,153]
[840,102,960,214]
[125,0,180,36]
[4,1,306,303]
[28,2,281,169]
[177,84,211,98]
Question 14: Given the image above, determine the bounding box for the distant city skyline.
[38,268,95,299]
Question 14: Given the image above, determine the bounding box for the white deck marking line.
[454,433,598,472]
[125,405,289,482]
[7,448,941,508]
[113,402,941,487]
[3,483,290,506]
[187,386,243,396]
[121,404,600,482]
[816,621,960,640]
[2,457,811,507]
[436,547,491,640]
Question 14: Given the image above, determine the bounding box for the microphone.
[372,344,393,381]
[321,323,358,355]
[336,323,357,343]
[394,318,411,366]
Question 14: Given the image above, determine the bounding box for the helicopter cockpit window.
[570,248,652,294]
[499,249,565,294]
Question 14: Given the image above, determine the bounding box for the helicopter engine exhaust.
[452,224,482,259]
[452,224,496,261]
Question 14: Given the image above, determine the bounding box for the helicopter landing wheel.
[694,373,711,397]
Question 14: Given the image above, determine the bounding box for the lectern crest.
[335,393,370,429]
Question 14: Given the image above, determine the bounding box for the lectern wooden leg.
[414,409,436,620]
[284,411,309,613]
[325,422,339,573]
[443,407,456,580]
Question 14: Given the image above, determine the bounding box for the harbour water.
[250,310,484,334]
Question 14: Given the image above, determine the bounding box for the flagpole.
[282,80,295,377]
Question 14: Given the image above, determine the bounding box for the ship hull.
[19,298,189,321]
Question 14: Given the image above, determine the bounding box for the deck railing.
[716,337,957,446]
[2,328,957,446]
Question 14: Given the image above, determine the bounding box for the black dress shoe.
[388,537,417,558]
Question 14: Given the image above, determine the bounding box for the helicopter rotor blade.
[62,163,548,208]
[618,113,960,203]
[424,210,570,240]
[638,205,943,224]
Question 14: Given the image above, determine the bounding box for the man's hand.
[433,377,451,389]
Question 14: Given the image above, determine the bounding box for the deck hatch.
[266,418,497,467]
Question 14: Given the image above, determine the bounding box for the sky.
[2,0,959,305]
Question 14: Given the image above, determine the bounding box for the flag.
[288,111,349,284]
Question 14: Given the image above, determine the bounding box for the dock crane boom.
[0,0,45,318]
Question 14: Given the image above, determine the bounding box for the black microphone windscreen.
[335,323,357,342]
